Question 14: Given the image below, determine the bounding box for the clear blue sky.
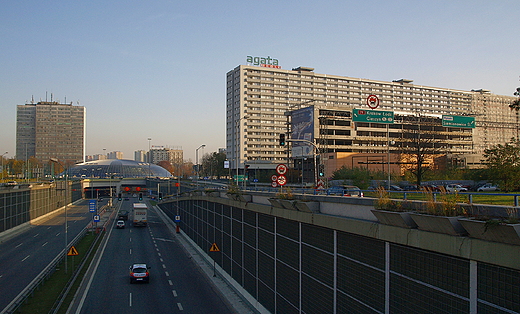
[1,0,519,162]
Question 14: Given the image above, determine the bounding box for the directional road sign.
[353,109,394,124]
[89,200,97,212]
[442,115,475,128]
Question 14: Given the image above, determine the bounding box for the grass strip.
[18,231,103,314]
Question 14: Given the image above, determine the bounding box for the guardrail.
[189,182,520,207]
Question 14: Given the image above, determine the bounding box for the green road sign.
[442,115,475,128]
[352,109,394,123]
[234,175,247,182]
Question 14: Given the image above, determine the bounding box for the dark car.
[326,185,364,197]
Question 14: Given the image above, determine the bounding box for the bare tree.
[397,115,442,188]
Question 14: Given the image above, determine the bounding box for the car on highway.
[446,184,468,193]
[116,220,125,229]
[129,263,150,283]
[477,184,500,192]
[326,185,364,197]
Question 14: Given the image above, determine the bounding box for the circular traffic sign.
[271,181,278,188]
[367,94,380,109]
[271,174,278,182]
[276,164,288,175]
[277,175,287,186]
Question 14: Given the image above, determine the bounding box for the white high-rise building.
[226,64,517,173]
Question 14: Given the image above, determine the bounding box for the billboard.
[291,106,315,158]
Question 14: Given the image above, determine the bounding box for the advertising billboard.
[291,106,314,158]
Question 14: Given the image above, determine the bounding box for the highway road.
[71,199,235,314]
[0,199,96,311]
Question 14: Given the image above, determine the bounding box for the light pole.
[1,152,7,182]
[50,158,69,273]
[196,144,206,181]
[147,138,152,178]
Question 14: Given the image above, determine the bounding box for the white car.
[446,184,468,193]
[477,184,500,192]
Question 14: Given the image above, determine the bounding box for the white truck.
[132,203,148,227]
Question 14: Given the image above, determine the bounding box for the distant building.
[16,101,85,164]
[134,150,146,162]
[107,151,123,159]
[148,147,183,165]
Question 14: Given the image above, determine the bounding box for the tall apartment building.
[148,147,183,165]
[16,101,86,164]
[107,151,123,159]
[134,150,146,162]
[226,64,518,174]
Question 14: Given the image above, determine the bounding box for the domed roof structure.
[65,159,173,179]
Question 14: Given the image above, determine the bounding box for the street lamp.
[49,157,69,273]
[147,138,152,178]
[1,152,7,182]
[196,144,206,181]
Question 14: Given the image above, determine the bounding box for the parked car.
[446,184,468,193]
[421,185,441,192]
[116,220,125,229]
[326,185,364,197]
[129,263,150,283]
[389,185,403,191]
[477,184,500,192]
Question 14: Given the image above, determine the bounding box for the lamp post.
[147,138,152,178]
[196,144,206,181]
[1,152,7,182]
[50,158,68,273]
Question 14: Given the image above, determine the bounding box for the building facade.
[107,151,123,159]
[148,147,183,166]
[226,65,518,176]
[16,101,86,164]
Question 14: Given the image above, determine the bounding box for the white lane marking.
[22,255,30,262]
[33,233,39,238]
[172,290,177,297]
[162,264,166,269]
[158,252,162,257]
[177,303,183,311]
[160,258,164,262]
[129,292,132,307]
[130,248,132,255]
[42,242,48,247]
[15,243,23,248]
[165,271,169,277]
[129,238,132,242]
[56,232,61,236]
[168,279,173,286]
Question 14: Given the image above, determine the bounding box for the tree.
[398,116,442,188]
[200,152,227,179]
[157,160,174,175]
[482,138,520,191]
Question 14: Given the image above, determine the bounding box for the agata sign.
[246,55,280,68]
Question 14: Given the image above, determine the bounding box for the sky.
[1,0,519,162]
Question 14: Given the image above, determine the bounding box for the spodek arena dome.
[64,159,173,179]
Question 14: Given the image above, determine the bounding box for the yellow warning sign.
[209,243,220,252]
[67,246,79,256]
